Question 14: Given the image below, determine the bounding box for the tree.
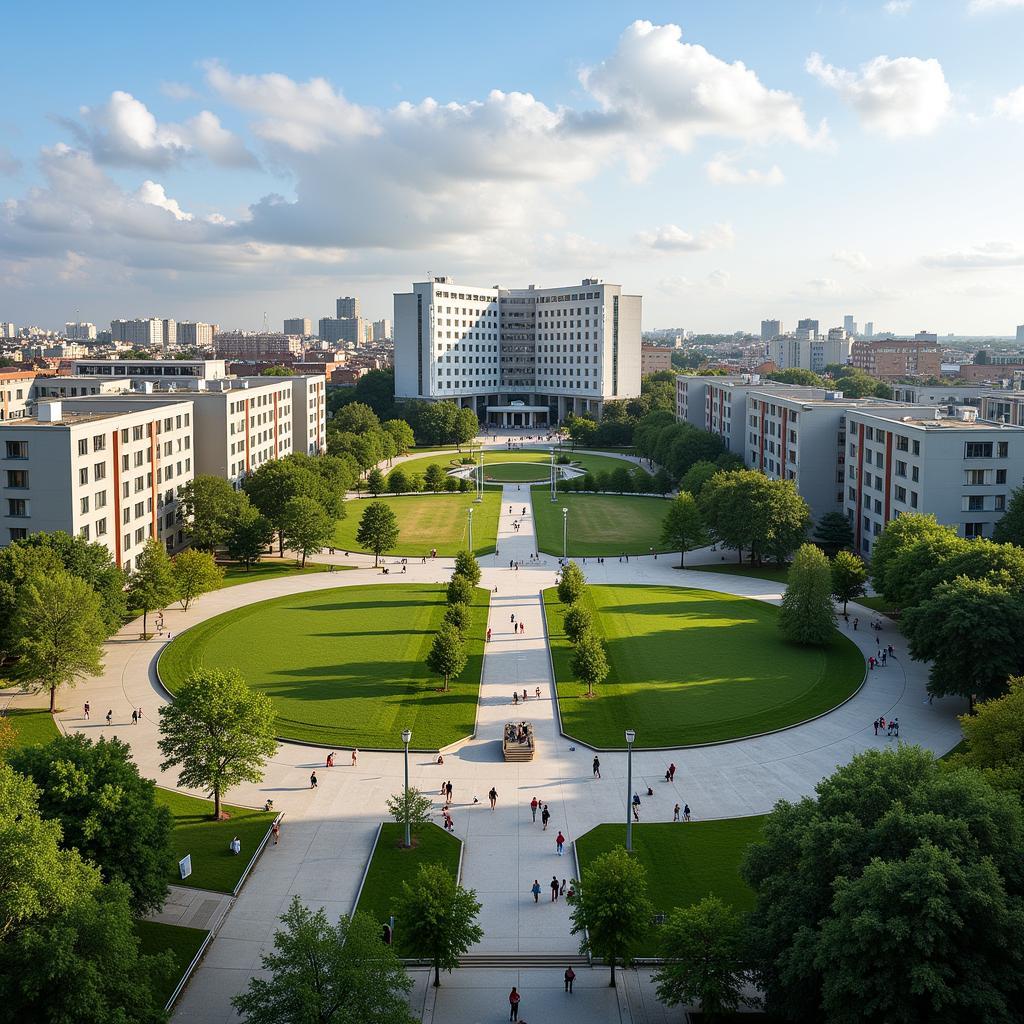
[355,502,399,567]
[950,676,1024,793]
[563,605,592,643]
[610,465,634,493]
[766,368,825,387]
[0,543,64,658]
[172,548,224,610]
[424,464,446,492]
[226,501,274,570]
[443,602,471,633]
[426,623,467,692]
[260,364,295,375]
[158,668,278,819]
[383,418,415,457]
[245,458,335,555]
[660,492,707,568]
[651,467,674,495]
[446,574,473,607]
[385,787,434,835]
[813,510,855,557]
[654,896,750,1020]
[566,415,598,448]
[366,467,386,495]
[993,486,1024,547]
[232,897,414,1024]
[765,481,811,566]
[392,862,483,986]
[12,571,105,713]
[409,401,458,446]
[830,550,867,614]
[282,495,333,567]
[557,561,587,605]
[453,407,479,448]
[10,734,174,913]
[571,629,609,697]
[332,401,381,435]
[178,476,247,551]
[742,746,1024,1024]
[902,577,1024,705]
[387,467,409,494]
[869,513,958,607]
[452,549,481,586]
[127,538,178,636]
[679,460,719,497]
[778,543,835,646]
[568,846,652,987]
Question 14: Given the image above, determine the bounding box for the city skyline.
[2,1,1024,333]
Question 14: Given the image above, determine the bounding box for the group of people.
[507,970,578,1021]
[874,715,900,737]
[505,722,531,745]
[529,796,552,829]
[868,643,895,670]
[530,876,572,904]
[512,687,542,704]
[85,702,143,727]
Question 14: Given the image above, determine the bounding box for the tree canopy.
[355,501,399,566]
[127,538,177,635]
[660,491,707,568]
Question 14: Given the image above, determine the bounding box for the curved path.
[7,476,965,1022]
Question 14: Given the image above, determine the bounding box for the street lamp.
[625,729,636,852]
[562,507,569,560]
[550,447,557,503]
[475,448,483,503]
[402,728,412,848]
[467,506,474,552]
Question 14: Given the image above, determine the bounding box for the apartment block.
[64,322,97,340]
[1,370,39,421]
[767,333,851,372]
[641,344,672,375]
[284,317,312,337]
[214,333,303,359]
[318,317,363,346]
[73,358,227,381]
[0,399,194,569]
[177,322,218,347]
[851,338,940,379]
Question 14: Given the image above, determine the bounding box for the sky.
[2,0,1024,335]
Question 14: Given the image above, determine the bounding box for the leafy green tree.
[452,550,481,586]
[232,897,414,1024]
[366,467,386,496]
[565,415,598,448]
[409,401,458,446]
[631,466,654,492]
[282,495,333,567]
[830,550,867,614]
[779,543,835,645]
[568,846,653,987]
[172,548,224,610]
[0,542,64,658]
[665,427,728,483]
[742,746,1024,1024]
[387,467,409,494]
[902,576,1024,705]
[660,492,707,568]
[244,458,335,555]
[654,895,751,1020]
[356,501,399,566]
[127,537,178,636]
[950,677,1024,793]
[290,452,356,516]
[332,401,381,435]
[571,629,609,697]
[446,574,473,607]
[443,602,471,634]
[382,419,415,457]
[426,623,466,692]
[178,475,247,551]
[766,367,825,386]
[407,472,424,493]
[259,364,296,375]
[651,467,674,495]
[557,561,587,605]
[993,486,1024,546]
[699,470,774,564]
[563,605,592,643]
[453,407,479,448]
[391,862,483,986]
[765,481,810,566]
[869,513,958,606]
[610,465,635,493]
[10,734,174,912]
[158,668,278,819]
[424,464,446,492]
[376,429,398,466]
[679,460,719,497]
[813,510,855,557]
[328,368,395,418]
[385,787,435,836]
[226,501,274,570]
[12,570,106,712]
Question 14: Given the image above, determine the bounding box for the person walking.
[446,780,453,802]
[632,792,640,821]
[351,748,358,766]
[873,719,879,735]
[131,709,138,725]
[487,628,492,642]
[326,752,335,767]
[531,880,542,903]
[310,771,318,789]
[683,803,691,821]
[673,802,681,822]
[560,878,567,896]
[137,707,143,722]
[83,702,90,720]
[271,821,280,845]
[894,717,900,737]
[105,709,113,726]
[541,804,550,830]
[555,831,565,856]
[509,986,521,1021]
[530,796,538,822]
[669,762,676,782]
[564,966,576,993]
[551,875,560,902]
[593,756,601,779]
[489,787,498,810]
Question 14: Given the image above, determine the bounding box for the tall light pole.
[625,729,636,852]
[562,507,569,560]
[550,447,557,503]
[402,728,412,848]
[475,448,483,503]
[467,506,474,553]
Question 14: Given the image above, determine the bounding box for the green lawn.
[135,920,209,1008]
[690,562,791,585]
[218,561,344,587]
[156,788,277,894]
[576,817,764,948]
[334,492,501,557]
[396,448,633,485]
[545,584,864,748]
[534,492,672,556]
[159,583,490,748]
[354,822,461,954]
[2,707,59,748]
[482,461,553,482]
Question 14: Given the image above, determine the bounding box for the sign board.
[179,854,192,880]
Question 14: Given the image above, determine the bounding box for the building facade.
[213,333,303,359]
[73,358,227,381]
[65,322,97,341]
[317,317,363,346]
[850,338,941,379]
[641,344,672,375]
[177,322,218,347]
[284,317,312,337]
[760,319,782,341]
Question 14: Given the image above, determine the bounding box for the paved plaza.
[4,438,966,1022]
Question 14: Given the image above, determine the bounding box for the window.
[896,435,909,452]
[912,466,919,483]
[6,470,27,488]
[998,441,1009,458]
[8,498,28,516]
[965,441,993,458]
[964,522,985,539]
[912,440,920,455]
[132,425,144,441]
[8,528,27,541]
[965,469,987,486]
[94,462,106,481]
[895,460,907,477]
[997,469,1008,484]
[967,495,985,511]
[910,491,919,508]
[80,496,90,514]
[895,486,907,502]
[79,467,89,485]
[77,439,88,456]
[995,494,1006,511]
[95,517,107,536]
[5,441,28,459]
[95,491,106,509]
[79,524,90,541]
[93,434,106,452]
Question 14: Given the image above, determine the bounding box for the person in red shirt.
[508,986,521,1020]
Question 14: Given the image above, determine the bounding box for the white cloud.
[658,275,695,295]
[968,0,1024,11]
[833,249,872,271]
[161,81,199,101]
[707,269,731,287]
[922,241,1024,269]
[884,1,913,14]
[636,223,735,252]
[706,153,784,186]
[135,180,193,221]
[993,85,1024,121]
[806,52,951,137]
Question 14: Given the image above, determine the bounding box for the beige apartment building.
[641,344,673,375]
[850,339,940,380]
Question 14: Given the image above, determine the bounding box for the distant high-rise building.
[110,318,163,348]
[843,315,857,336]
[797,318,820,339]
[318,317,364,346]
[865,321,874,338]
[177,322,217,347]
[760,319,782,341]
[1016,324,1024,344]
[0,323,16,339]
[371,318,392,342]
[284,317,312,336]
[914,330,938,343]
[336,296,360,320]
[214,332,303,359]
[64,322,97,341]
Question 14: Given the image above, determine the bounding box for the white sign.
[179,855,192,880]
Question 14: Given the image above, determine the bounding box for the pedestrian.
[556,831,565,856]
[683,803,691,821]
[564,966,576,993]
[873,719,879,735]
[593,755,601,779]
[84,702,90,720]
[551,875,560,901]
[520,621,525,634]
[131,709,138,725]
[632,793,640,821]
[105,709,112,726]
[509,986,521,1021]
[446,781,453,801]
[542,804,550,830]
[869,656,875,671]
[894,717,900,737]
[511,613,516,625]
[853,618,859,631]
[879,715,886,731]
[489,786,498,810]
[531,796,538,822]
[531,880,542,903]
[888,643,894,657]
[310,771,318,789]
[673,802,680,821]
[137,707,143,721]
[351,748,358,766]
[669,762,676,782]
[560,878,567,896]
[487,628,492,642]
[881,651,887,666]
[271,821,280,844]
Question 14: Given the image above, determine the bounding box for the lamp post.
[475,448,483,503]
[467,506,474,552]
[625,728,636,852]
[550,447,557,503]
[562,507,569,560]
[402,728,412,848]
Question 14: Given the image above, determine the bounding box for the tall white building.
[65,322,97,341]
[177,322,217,347]
[110,318,176,349]
[843,315,857,336]
[371,319,392,342]
[767,333,851,373]
[394,276,641,425]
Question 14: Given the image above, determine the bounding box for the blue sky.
[2,0,1023,334]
